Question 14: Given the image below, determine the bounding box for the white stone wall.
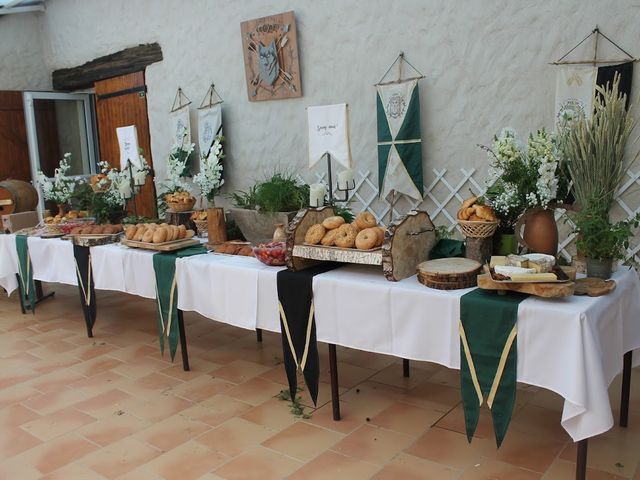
[14,1,640,206]
[0,12,50,90]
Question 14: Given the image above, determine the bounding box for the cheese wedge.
[490,256,507,268]
[506,254,529,268]
[495,265,535,276]
[509,273,557,282]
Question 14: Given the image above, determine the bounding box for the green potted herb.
[572,204,639,279]
[228,172,309,243]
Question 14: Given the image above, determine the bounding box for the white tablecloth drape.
[0,234,18,295]
[26,237,77,286]
[90,243,156,299]
[176,253,285,331]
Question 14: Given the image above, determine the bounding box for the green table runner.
[15,234,36,313]
[459,288,527,447]
[153,245,207,360]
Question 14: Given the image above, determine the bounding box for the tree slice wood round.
[417,274,478,290]
[574,278,616,297]
[417,258,481,280]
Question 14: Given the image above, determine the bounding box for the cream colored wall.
[24,0,640,205]
[0,12,50,90]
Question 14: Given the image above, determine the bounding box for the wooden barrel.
[0,180,39,215]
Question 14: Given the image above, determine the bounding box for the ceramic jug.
[514,208,558,256]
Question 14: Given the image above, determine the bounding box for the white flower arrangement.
[162,131,196,194]
[35,153,77,205]
[96,161,128,208]
[193,136,225,206]
[483,127,567,231]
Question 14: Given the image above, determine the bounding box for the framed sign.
[240,11,302,102]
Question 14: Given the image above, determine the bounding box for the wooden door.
[0,91,31,182]
[95,72,157,218]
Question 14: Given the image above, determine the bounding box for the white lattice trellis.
[298,168,640,264]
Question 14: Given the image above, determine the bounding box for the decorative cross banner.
[307,103,351,169]
[197,104,222,157]
[377,78,424,201]
[554,66,597,125]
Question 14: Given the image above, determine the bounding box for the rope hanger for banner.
[198,83,224,110]
[170,87,192,112]
[550,26,638,66]
[375,51,426,86]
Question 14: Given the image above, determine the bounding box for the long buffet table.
[1,232,639,477]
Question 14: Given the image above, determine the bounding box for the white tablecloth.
[0,234,18,295]
[176,253,284,331]
[90,243,157,299]
[26,237,77,286]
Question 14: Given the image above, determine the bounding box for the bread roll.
[185,229,195,239]
[178,225,187,239]
[133,227,146,241]
[142,229,155,243]
[153,227,168,243]
[125,226,137,240]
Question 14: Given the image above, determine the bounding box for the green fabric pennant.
[15,234,36,313]
[152,245,207,361]
[394,142,424,195]
[376,92,392,142]
[459,289,527,447]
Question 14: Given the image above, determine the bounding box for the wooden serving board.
[417,258,481,290]
[574,278,616,297]
[477,271,575,298]
[293,244,382,265]
[68,233,122,247]
[121,238,199,252]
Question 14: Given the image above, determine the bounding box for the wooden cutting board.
[574,278,616,297]
[477,273,575,297]
[121,238,199,252]
[417,258,481,290]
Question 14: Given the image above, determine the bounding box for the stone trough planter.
[227,208,297,244]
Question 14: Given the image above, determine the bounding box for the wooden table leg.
[403,358,410,377]
[328,343,341,421]
[576,439,588,480]
[620,351,633,427]
[177,309,190,372]
[15,274,26,314]
[256,328,263,343]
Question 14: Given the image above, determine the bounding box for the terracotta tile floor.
[1,284,639,479]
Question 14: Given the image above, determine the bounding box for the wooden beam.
[51,43,163,91]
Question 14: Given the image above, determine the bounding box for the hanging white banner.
[170,105,191,148]
[116,125,141,170]
[197,104,222,156]
[555,65,597,125]
[307,103,351,169]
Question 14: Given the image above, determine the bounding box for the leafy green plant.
[231,172,308,213]
[330,202,354,223]
[276,387,312,419]
[563,75,639,212]
[572,204,639,261]
[68,182,94,211]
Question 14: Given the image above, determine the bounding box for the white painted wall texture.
[5,0,640,209]
[0,12,50,90]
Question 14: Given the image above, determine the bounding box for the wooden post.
[207,207,227,245]
[166,211,194,230]
[465,237,493,264]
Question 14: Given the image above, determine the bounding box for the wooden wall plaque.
[240,11,302,102]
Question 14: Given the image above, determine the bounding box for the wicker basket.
[167,198,196,213]
[194,219,208,238]
[458,220,499,238]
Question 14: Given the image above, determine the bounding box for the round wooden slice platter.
[417,258,481,290]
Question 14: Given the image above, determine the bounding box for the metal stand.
[403,358,410,377]
[177,309,190,372]
[576,439,588,480]
[309,153,355,208]
[328,343,341,421]
[620,350,633,427]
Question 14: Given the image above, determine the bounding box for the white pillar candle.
[309,183,325,207]
[337,168,354,190]
[118,181,132,199]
